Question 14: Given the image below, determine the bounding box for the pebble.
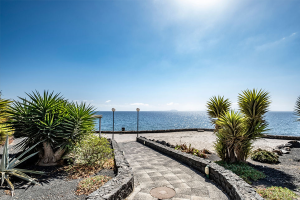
[281,150,290,154]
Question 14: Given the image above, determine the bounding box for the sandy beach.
[103,131,294,153]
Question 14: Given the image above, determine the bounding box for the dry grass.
[175,143,210,158]
[75,175,111,195]
[62,158,115,180]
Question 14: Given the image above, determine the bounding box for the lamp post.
[112,108,115,140]
[136,108,140,137]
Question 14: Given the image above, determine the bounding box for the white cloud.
[256,32,297,51]
[167,102,179,106]
[106,100,111,103]
[130,103,149,106]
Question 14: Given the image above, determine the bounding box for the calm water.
[94,111,300,136]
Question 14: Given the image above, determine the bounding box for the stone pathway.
[119,142,229,200]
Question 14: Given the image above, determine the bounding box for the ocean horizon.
[94,111,300,137]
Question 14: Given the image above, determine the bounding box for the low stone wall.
[137,137,264,200]
[262,134,300,140]
[87,140,134,200]
[99,128,214,134]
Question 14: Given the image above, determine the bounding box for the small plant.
[70,134,113,167]
[256,186,298,200]
[197,151,207,158]
[0,135,44,196]
[174,144,208,158]
[202,148,211,154]
[251,148,279,164]
[75,175,111,195]
[216,161,266,184]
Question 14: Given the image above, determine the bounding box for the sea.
[94,111,300,136]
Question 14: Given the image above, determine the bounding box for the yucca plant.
[0,135,44,196]
[215,111,250,163]
[0,94,13,144]
[295,96,300,121]
[238,89,270,140]
[8,90,96,166]
[206,96,231,131]
[211,89,271,163]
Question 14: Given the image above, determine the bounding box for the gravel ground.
[0,164,116,200]
[0,138,116,200]
[249,147,300,195]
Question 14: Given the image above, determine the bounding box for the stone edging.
[137,137,264,200]
[87,139,134,200]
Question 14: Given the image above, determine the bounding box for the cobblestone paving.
[119,142,229,200]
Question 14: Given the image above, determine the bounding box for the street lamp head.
[136,108,140,112]
[112,108,116,112]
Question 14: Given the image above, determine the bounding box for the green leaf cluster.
[206,96,231,131]
[8,90,96,154]
[69,134,113,167]
[251,148,279,164]
[0,135,44,196]
[207,89,271,163]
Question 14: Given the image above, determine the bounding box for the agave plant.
[206,96,231,131]
[9,90,96,166]
[1,135,44,196]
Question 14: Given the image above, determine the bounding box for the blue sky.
[1,0,300,111]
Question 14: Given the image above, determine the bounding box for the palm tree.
[206,96,231,131]
[0,93,13,143]
[295,96,300,121]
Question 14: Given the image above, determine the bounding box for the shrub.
[251,148,279,164]
[216,161,266,184]
[9,91,96,166]
[256,186,298,200]
[71,134,113,167]
[75,175,111,195]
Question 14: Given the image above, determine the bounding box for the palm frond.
[295,96,300,117]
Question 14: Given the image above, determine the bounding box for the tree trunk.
[38,142,65,166]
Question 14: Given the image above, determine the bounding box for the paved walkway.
[119,142,229,200]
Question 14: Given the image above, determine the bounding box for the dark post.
[136,108,140,137]
[112,108,115,140]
